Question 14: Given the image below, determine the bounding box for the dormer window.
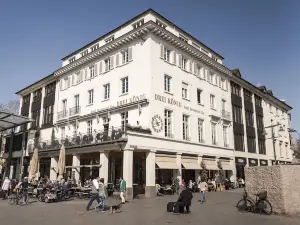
[132,19,144,29]
[69,57,75,63]
[90,44,99,52]
[179,35,188,43]
[156,19,167,29]
[81,50,88,57]
[105,36,114,43]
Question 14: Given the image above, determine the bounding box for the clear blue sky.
[0,0,299,131]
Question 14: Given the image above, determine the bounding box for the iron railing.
[27,126,126,153]
[57,110,68,120]
[221,110,231,120]
[69,106,80,117]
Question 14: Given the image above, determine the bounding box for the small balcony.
[69,106,81,117]
[221,110,231,120]
[57,110,68,120]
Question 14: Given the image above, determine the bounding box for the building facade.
[5,9,293,198]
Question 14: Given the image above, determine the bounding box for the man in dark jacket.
[177,186,193,213]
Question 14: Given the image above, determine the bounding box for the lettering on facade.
[117,94,146,107]
[155,94,204,115]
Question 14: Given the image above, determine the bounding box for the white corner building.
[4,9,293,198]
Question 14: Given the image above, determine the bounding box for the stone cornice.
[54,22,155,77]
[151,26,232,76]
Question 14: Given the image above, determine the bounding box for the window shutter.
[178,55,182,68]
[116,53,119,67]
[110,56,114,70]
[59,80,63,90]
[189,60,193,73]
[160,44,164,58]
[80,70,83,82]
[72,74,75,85]
[173,51,176,65]
[99,61,103,74]
[194,63,198,76]
[128,47,132,61]
[84,68,87,80]
[68,76,71,88]
[95,63,98,75]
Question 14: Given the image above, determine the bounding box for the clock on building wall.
[151,114,163,133]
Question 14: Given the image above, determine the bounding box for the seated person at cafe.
[177,186,193,213]
[156,184,163,196]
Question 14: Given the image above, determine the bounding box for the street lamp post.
[264,123,285,165]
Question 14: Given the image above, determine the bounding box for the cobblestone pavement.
[0,190,299,225]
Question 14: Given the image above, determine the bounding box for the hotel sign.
[117,94,146,107]
[154,94,204,115]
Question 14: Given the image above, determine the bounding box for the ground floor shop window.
[155,169,173,185]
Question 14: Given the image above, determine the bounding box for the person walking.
[86,177,101,211]
[199,179,208,203]
[95,178,107,212]
[119,177,126,204]
[1,177,10,200]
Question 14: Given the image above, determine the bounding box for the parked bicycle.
[236,189,272,215]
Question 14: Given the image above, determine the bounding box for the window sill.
[211,108,217,111]
[198,103,204,107]
[117,60,132,68]
[162,59,174,66]
[164,91,173,96]
[182,97,190,101]
[86,103,94,107]
[120,92,128,97]
[102,98,110,102]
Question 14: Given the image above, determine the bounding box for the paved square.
[0,190,298,225]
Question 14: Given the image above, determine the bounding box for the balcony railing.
[69,106,81,117]
[27,126,126,153]
[57,110,68,120]
[221,110,231,120]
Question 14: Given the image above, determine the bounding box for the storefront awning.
[203,159,219,170]
[220,161,232,170]
[156,161,179,169]
[182,162,201,170]
[182,157,201,170]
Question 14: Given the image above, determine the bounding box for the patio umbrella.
[56,144,66,180]
[29,148,39,180]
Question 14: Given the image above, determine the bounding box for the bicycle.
[8,188,30,206]
[236,189,272,215]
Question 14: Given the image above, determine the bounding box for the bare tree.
[293,139,300,160]
[0,100,19,115]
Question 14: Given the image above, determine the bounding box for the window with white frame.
[90,44,99,52]
[103,116,110,124]
[122,49,129,64]
[182,82,188,99]
[285,143,288,158]
[121,111,128,131]
[76,72,82,84]
[105,36,114,43]
[81,50,88,57]
[221,99,226,111]
[211,122,217,145]
[88,89,94,104]
[209,72,214,84]
[74,95,79,108]
[87,120,93,135]
[72,124,77,137]
[64,77,69,89]
[182,114,189,140]
[164,75,172,92]
[90,65,95,78]
[62,99,67,111]
[223,126,228,147]
[220,78,226,89]
[182,57,187,70]
[163,47,170,62]
[210,94,215,109]
[69,57,75,63]
[280,141,283,157]
[61,126,65,139]
[104,58,111,72]
[121,77,129,94]
[104,83,110,100]
[198,119,204,143]
[197,89,202,105]
[164,109,172,137]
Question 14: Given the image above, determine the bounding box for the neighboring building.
[8,9,293,198]
[230,69,293,179]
